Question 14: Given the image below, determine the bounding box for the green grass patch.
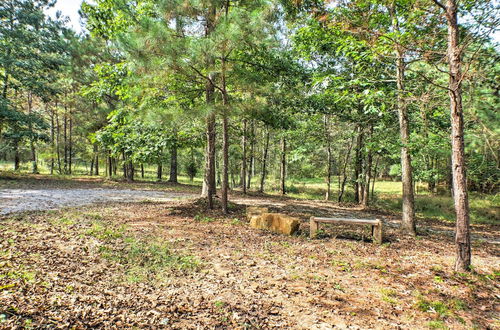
[0,268,36,284]
[194,214,215,223]
[85,222,125,240]
[415,293,467,323]
[98,236,200,283]
[427,320,448,329]
[330,260,352,272]
[379,288,399,305]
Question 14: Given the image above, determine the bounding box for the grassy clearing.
[1,169,497,225]
[265,178,499,225]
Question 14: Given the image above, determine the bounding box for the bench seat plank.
[310,216,383,244]
[312,217,379,226]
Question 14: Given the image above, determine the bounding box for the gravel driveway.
[0,188,195,215]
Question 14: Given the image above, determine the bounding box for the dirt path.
[0,188,196,215]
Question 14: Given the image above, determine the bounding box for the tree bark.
[129,162,134,181]
[371,155,380,202]
[56,110,62,174]
[107,151,112,178]
[247,120,255,190]
[354,125,363,203]
[362,126,374,207]
[362,148,373,207]
[437,0,471,271]
[338,135,354,203]
[169,140,178,183]
[157,162,163,181]
[259,127,270,193]
[90,157,94,176]
[123,152,127,180]
[221,106,229,214]
[50,103,55,175]
[68,109,73,175]
[94,144,99,176]
[63,104,68,174]
[201,4,217,209]
[324,115,332,201]
[241,119,247,194]
[280,136,287,195]
[392,8,416,235]
[14,142,20,170]
[221,36,230,214]
[27,93,38,174]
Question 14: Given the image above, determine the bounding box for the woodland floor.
[0,174,499,329]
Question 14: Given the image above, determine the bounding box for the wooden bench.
[309,216,384,244]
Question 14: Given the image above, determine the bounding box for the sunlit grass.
[260,177,498,225]
[2,162,497,225]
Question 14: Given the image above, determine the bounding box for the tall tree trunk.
[141,164,144,178]
[434,0,471,271]
[392,8,416,235]
[122,152,127,180]
[339,134,355,203]
[50,103,55,175]
[241,119,247,194]
[221,37,230,214]
[201,4,217,209]
[221,106,229,214]
[371,155,380,202]
[362,148,373,207]
[94,144,99,176]
[56,110,62,174]
[247,120,255,190]
[354,125,363,203]
[14,142,20,170]
[169,142,178,183]
[157,162,163,181]
[63,104,68,174]
[259,127,270,193]
[280,136,286,195]
[27,93,38,174]
[362,126,374,207]
[396,52,416,235]
[221,113,229,214]
[69,110,73,175]
[107,151,112,178]
[324,115,332,201]
[216,149,221,187]
[129,162,134,181]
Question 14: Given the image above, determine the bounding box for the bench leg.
[373,219,383,244]
[310,217,319,239]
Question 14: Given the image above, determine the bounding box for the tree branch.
[430,0,447,11]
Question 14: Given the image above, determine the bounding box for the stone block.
[249,212,300,235]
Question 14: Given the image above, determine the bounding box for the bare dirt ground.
[0,188,194,215]
[1,175,499,329]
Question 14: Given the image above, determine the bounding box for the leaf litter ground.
[0,176,498,329]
